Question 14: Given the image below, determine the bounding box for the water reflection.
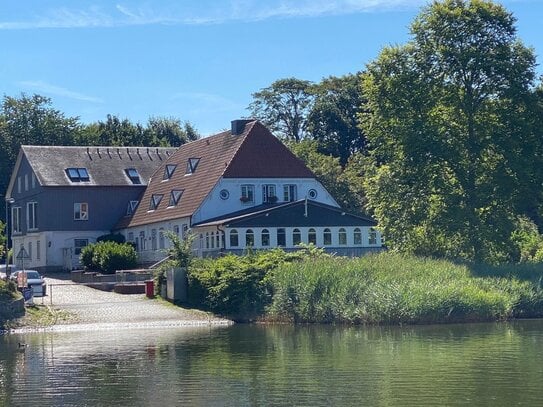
[1,321,543,406]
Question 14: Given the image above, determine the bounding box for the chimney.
[231,119,254,136]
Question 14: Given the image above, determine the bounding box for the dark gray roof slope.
[193,200,377,228]
[22,145,177,187]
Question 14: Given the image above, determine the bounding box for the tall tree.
[0,94,81,221]
[249,78,313,141]
[362,0,541,262]
[307,74,367,166]
[145,117,199,146]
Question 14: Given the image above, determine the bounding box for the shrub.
[81,241,137,274]
[97,233,126,244]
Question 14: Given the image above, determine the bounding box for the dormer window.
[169,189,184,207]
[125,168,141,184]
[66,168,90,182]
[186,158,200,174]
[163,164,177,180]
[126,200,139,215]
[149,194,163,211]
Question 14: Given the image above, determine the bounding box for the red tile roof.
[118,121,315,229]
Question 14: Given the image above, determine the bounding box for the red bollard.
[145,280,155,298]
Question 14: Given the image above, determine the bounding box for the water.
[1,321,543,406]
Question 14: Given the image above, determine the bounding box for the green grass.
[266,253,543,324]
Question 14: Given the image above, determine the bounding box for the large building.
[6,120,383,271]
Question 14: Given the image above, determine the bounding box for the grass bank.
[187,250,543,324]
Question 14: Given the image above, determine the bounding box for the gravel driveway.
[30,275,231,332]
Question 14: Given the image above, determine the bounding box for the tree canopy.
[362,0,542,262]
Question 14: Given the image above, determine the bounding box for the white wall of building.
[192,177,338,225]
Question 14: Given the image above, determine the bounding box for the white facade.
[192,177,337,225]
[11,230,108,271]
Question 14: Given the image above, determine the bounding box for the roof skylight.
[169,189,184,207]
[149,194,163,211]
[66,168,90,182]
[163,164,177,180]
[186,158,200,174]
[125,168,141,184]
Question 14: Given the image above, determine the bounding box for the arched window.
[246,229,254,247]
[308,228,317,245]
[293,228,301,246]
[261,229,270,246]
[216,233,221,248]
[210,232,215,249]
[354,228,362,245]
[205,232,210,249]
[230,229,239,247]
[369,228,378,245]
[339,228,347,245]
[277,228,286,246]
[323,228,332,246]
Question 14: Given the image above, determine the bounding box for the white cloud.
[18,80,104,103]
[0,1,426,30]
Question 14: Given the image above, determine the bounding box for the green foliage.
[80,241,137,274]
[96,233,126,244]
[267,253,543,324]
[0,278,19,301]
[361,0,542,263]
[249,78,313,141]
[187,247,330,320]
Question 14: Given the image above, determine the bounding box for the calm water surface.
[1,321,543,406]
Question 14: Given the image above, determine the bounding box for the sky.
[1,0,543,136]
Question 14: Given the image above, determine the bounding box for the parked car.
[0,264,18,280]
[10,270,47,297]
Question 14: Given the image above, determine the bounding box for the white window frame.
[12,207,21,234]
[283,184,297,202]
[241,185,255,204]
[27,202,38,231]
[74,203,89,221]
[74,239,89,255]
[262,184,277,203]
[36,240,41,260]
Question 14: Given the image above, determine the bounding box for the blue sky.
[1,0,542,135]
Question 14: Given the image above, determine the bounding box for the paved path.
[28,275,231,332]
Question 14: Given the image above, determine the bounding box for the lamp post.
[5,197,14,277]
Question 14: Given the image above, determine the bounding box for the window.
[262,229,270,247]
[210,232,215,249]
[182,224,189,238]
[24,174,28,191]
[163,164,177,180]
[36,240,41,260]
[32,173,36,189]
[241,185,254,203]
[230,229,239,247]
[308,228,317,245]
[220,189,230,200]
[293,228,301,246]
[66,168,90,182]
[308,189,318,199]
[74,239,88,255]
[186,158,200,174]
[149,194,163,211]
[169,190,183,207]
[159,228,165,249]
[246,229,254,247]
[12,207,21,233]
[27,202,38,230]
[277,228,286,246]
[354,228,362,245]
[128,232,134,242]
[262,184,277,203]
[74,203,89,221]
[323,228,332,246]
[369,228,378,245]
[139,231,146,251]
[127,200,139,215]
[17,177,21,193]
[124,168,141,184]
[216,233,220,248]
[151,229,157,250]
[28,242,32,260]
[339,228,347,245]
[173,225,180,236]
[283,185,297,202]
[205,232,210,249]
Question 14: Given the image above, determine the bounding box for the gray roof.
[22,145,177,187]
